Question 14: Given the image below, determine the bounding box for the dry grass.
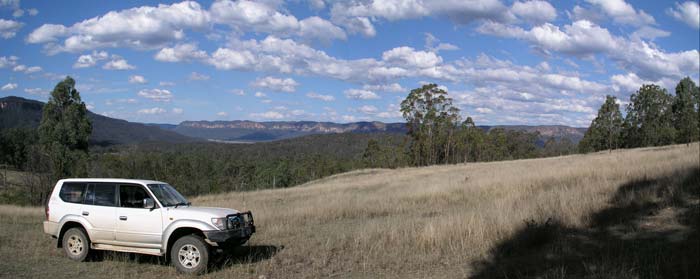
[0,143,698,278]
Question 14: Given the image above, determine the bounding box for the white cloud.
[475,107,493,114]
[154,43,207,62]
[298,16,346,42]
[249,111,284,119]
[477,20,699,80]
[424,33,459,52]
[0,55,19,68]
[103,57,135,70]
[585,0,655,26]
[1,83,18,91]
[138,88,172,102]
[216,111,229,117]
[27,8,38,16]
[159,81,175,86]
[362,83,406,93]
[12,9,22,17]
[667,1,700,29]
[25,24,68,43]
[172,108,184,114]
[382,46,442,68]
[27,1,209,53]
[306,92,335,101]
[12,64,42,74]
[254,91,267,98]
[511,1,557,24]
[251,76,299,92]
[344,88,380,100]
[73,50,109,68]
[138,107,166,115]
[358,105,378,114]
[188,71,210,80]
[0,18,23,38]
[129,75,147,84]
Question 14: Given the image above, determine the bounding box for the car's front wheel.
[62,228,90,261]
[171,235,210,274]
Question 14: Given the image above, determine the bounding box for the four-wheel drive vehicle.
[43,178,255,274]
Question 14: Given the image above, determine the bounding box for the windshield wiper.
[174,202,191,208]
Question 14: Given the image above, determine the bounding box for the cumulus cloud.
[138,107,166,115]
[345,88,379,100]
[424,33,459,53]
[172,107,184,114]
[362,83,406,93]
[1,83,18,91]
[251,76,299,92]
[254,91,267,98]
[26,1,209,53]
[73,50,109,68]
[103,57,135,70]
[0,18,23,38]
[667,1,700,29]
[477,20,699,80]
[306,92,335,101]
[585,0,655,26]
[216,111,229,117]
[154,43,207,62]
[511,0,557,24]
[128,75,147,84]
[382,46,443,68]
[138,88,172,102]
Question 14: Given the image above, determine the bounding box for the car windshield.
[147,183,189,207]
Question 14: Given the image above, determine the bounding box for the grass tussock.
[0,143,698,278]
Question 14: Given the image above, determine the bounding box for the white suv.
[43,178,255,274]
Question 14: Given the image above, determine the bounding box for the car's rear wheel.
[171,235,209,274]
[63,228,90,262]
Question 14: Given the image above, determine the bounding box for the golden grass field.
[1,143,698,278]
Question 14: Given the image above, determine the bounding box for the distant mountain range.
[0,96,194,145]
[152,120,587,143]
[1,96,588,145]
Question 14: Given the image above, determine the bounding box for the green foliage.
[579,95,623,152]
[672,77,699,144]
[0,128,38,169]
[400,84,462,165]
[38,76,92,180]
[622,84,676,148]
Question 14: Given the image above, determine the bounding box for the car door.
[115,184,163,248]
[81,183,117,243]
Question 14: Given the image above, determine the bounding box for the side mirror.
[143,198,155,209]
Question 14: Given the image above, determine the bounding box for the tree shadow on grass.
[470,166,699,279]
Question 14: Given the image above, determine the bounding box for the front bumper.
[204,211,256,243]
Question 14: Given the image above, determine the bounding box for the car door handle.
[119,216,127,221]
[82,211,89,216]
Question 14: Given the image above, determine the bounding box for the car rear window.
[59,183,86,203]
[84,183,116,206]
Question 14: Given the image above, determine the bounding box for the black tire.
[171,235,210,275]
[62,228,90,262]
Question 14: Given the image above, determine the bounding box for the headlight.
[211,217,226,230]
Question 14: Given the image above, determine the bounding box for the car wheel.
[63,228,90,262]
[171,235,210,275]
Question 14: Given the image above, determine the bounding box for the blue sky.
[1,0,698,126]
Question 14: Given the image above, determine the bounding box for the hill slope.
[0,96,195,145]
[1,143,697,278]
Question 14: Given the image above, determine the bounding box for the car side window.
[119,184,149,208]
[84,183,116,207]
[59,183,86,203]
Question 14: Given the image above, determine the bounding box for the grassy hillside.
[1,143,697,278]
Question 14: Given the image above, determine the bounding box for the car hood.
[166,206,240,219]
